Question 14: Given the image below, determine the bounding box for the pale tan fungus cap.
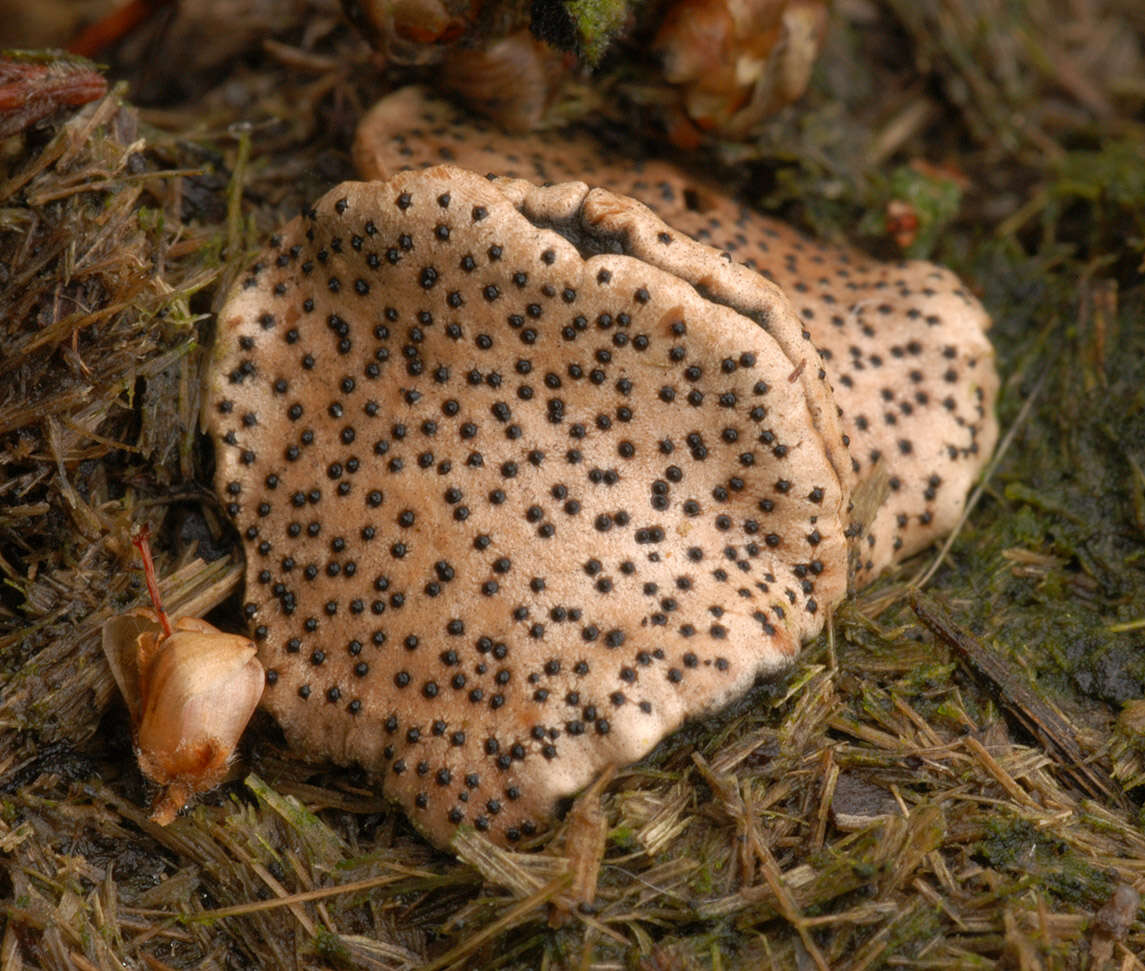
[205,166,853,847]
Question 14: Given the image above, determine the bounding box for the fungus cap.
[205,165,853,847]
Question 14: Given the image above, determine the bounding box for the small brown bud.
[103,610,263,824]
[101,529,263,824]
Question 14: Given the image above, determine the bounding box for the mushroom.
[352,87,1000,586]
[204,165,860,847]
[204,92,999,849]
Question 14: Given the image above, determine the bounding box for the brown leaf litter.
[1,4,1144,965]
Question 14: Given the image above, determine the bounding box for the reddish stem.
[0,58,109,138]
[67,0,172,58]
[132,524,174,639]
[0,72,107,110]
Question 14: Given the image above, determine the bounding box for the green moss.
[859,164,965,259]
[312,927,351,964]
[564,0,633,65]
[976,814,1116,907]
[932,235,1145,705]
[976,817,1051,868]
[1047,139,1145,263]
[136,206,165,232]
[896,661,958,694]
